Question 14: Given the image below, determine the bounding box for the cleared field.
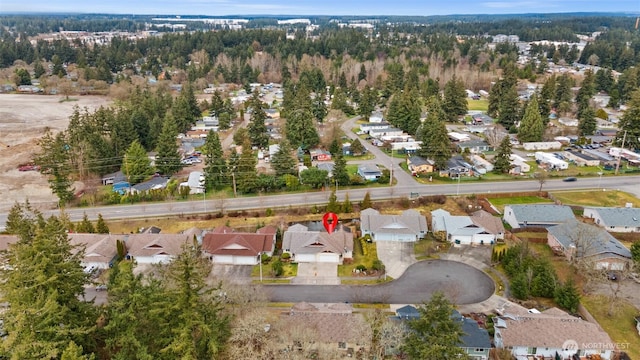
[551,190,640,208]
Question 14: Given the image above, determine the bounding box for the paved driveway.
[376,241,417,279]
[265,260,495,305]
[291,262,340,285]
[210,264,253,284]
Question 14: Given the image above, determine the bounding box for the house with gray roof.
[357,164,382,181]
[431,209,497,245]
[547,220,632,270]
[583,207,640,233]
[282,224,353,264]
[503,204,575,229]
[360,209,427,242]
[131,176,169,194]
[452,310,492,360]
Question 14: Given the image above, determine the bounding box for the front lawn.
[582,295,640,360]
[467,98,489,111]
[550,190,640,208]
[338,239,380,277]
[488,196,553,212]
[251,259,298,278]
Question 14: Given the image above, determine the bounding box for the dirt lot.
[0,94,111,212]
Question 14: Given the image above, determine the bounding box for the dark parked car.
[563,177,577,182]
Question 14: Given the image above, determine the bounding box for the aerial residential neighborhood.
[1,3,640,360]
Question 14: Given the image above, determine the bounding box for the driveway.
[210,264,253,284]
[265,260,495,305]
[376,241,417,279]
[291,262,340,285]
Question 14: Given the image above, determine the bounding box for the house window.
[475,348,485,352]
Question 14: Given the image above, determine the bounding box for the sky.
[1,0,639,16]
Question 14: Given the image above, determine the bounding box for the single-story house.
[558,117,579,127]
[457,140,491,154]
[563,150,601,167]
[316,162,335,178]
[191,116,219,132]
[282,224,353,264]
[452,310,492,360]
[503,204,575,229]
[534,152,569,170]
[547,220,632,270]
[369,127,403,139]
[112,181,131,194]
[357,164,382,181]
[359,122,390,134]
[310,149,332,162]
[494,306,615,360]
[180,171,205,194]
[439,156,473,178]
[389,141,421,153]
[130,176,169,194]
[102,170,127,185]
[471,210,505,239]
[394,305,420,320]
[522,141,563,151]
[407,156,435,174]
[509,154,531,173]
[201,226,277,265]
[431,209,496,245]
[68,234,119,271]
[448,132,471,142]
[470,154,494,173]
[285,302,367,355]
[360,208,428,242]
[125,234,192,264]
[583,206,640,233]
[470,113,495,126]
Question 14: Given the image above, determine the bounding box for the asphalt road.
[262,260,495,305]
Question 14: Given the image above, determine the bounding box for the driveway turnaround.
[263,260,495,305]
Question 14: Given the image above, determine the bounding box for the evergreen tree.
[554,278,581,314]
[5,201,42,239]
[332,153,350,186]
[209,90,225,118]
[489,65,520,130]
[236,139,258,193]
[0,212,96,358]
[358,86,376,119]
[326,190,342,213]
[203,130,227,190]
[403,292,469,360]
[416,97,451,169]
[386,90,421,135]
[96,214,109,234]
[160,242,231,359]
[270,139,297,177]
[616,89,640,151]
[285,108,319,149]
[172,83,200,133]
[530,259,557,298]
[538,75,556,121]
[342,193,353,213]
[76,212,96,233]
[122,140,154,185]
[517,95,544,142]
[155,112,183,176]
[492,136,512,174]
[442,75,468,122]
[34,130,75,207]
[349,138,365,156]
[33,58,46,78]
[247,91,269,148]
[578,106,597,136]
[361,191,373,210]
[61,341,95,360]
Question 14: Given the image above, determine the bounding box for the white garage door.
[233,256,258,265]
[295,254,317,263]
[317,253,339,263]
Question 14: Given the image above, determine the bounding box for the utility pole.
[615,130,627,175]
[232,172,237,197]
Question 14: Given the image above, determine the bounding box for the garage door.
[317,253,339,263]
[295,254,316,263]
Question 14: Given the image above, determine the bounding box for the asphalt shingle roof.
[506,204,574,225]
[548,220,632,259]
[585,207,640,228]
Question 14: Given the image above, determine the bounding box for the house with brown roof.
[471,210,505,240]
[201,226,277,265]
[282,224,353,264]
[494,306,615,360]
[284,302,367,356]
[69,234,119,271]
[125,234,192,264]
[360,208,428,242]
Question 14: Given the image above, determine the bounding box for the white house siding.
[83,261,109,271]
[510,346,611,360]
[212,254,258,265]
[502,208,520,229]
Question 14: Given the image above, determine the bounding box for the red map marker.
[322,212,338,234]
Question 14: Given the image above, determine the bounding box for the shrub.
[281,252,291,260]
[372,259,385,271]
[271,260,284,277]
[265,208,274,216]
[355,264,367,272]
[261,253,271,264]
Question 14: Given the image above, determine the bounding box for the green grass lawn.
[550,190,640,208]
[344,153,375,161]
[338,240,379,277]
[413,237,447,260]
[251,260,298,277]
[488,196,553,212]
[467,98,489,111]
[582,295,640,360]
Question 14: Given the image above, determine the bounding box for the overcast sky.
[1,0,638,16]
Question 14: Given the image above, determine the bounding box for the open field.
[582,295,640,360]
[551,190,640,208]
[467,98,489,111]
[0,94,111,211]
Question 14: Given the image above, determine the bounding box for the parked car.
[95,284,108,291]
[563,177,577,182]
[607,272,618,281]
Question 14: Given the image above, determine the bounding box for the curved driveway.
[263,260,495,305]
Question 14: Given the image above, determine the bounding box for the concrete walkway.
[376,241,417,279]
[291,262,341,285]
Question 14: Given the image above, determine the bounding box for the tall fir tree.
[578,106,597,136]
[442,75,468,122]
[517,95,544,143]
[247,91,270,148]
[332,153,350,186]
[236,139,258,194]
[203,130,227,190]
[493,136,513,174]
[270,139,297,177]
[95,213,110,234]
[155,111,183,176]
[34,130,75,207]
[0,212,96,358]
[416,97,452,169]
[76,212,95,233]
[616,89,640,151]
[122,139,154,185]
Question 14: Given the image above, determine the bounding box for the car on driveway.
[563,177,577,182]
